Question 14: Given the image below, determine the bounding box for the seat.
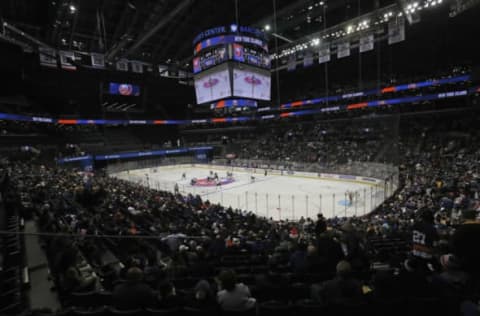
[332,302,370,316]
[144,307,180,316]
[220,308,256,316]
[71,306,106,316]
[96,291,112,307]
[106,307,142,316]
[183,306,219,316]
[370,297,406,316]
[259,300,292,316]
[289,283,310,301]
[294,299,326,316]
[406,297,443,316]
[69,291,99,308]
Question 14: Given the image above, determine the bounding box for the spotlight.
[264,24,271,31]
[69,4,76,13]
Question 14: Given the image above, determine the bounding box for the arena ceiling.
[1,0,397,67]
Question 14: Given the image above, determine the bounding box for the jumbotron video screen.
[193,66,232,104]
[232,65,271,101]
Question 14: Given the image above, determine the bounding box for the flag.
[318,45,330,64]
[159,65,169,77]
[287,54,296,72]
[388,17,405,45]
[116,59,129,71]
[337,41,350,59]
[359,34,374,53]
[303,50,314,67]
[59,50,76,70]
[90,53,105,68]
[39,47,57,68]
[131,61,143,73]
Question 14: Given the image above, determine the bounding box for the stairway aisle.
[24,220,61,311]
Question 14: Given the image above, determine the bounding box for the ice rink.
[112,164,386,220]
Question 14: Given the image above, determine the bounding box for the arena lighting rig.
[271,0,447,61]
[192,24,271,108]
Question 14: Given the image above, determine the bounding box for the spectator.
[412,210,439,263]
[217,270,256,312]
[157,280,181,308]
[59,248,97,293]
[289,242,308,274]
[311,260,363,304]
[432,254,470,296]
[112,267,156,310]
[185,280,217,311]
[315,213,327,236]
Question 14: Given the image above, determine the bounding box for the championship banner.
[130,60,144,73]
[90,53,105,69]
[318,44,331,64]
[159,65,169,77]
[303,50,314,68]
[388,17,405,45]
[337,41,350,59]
[359,34,374,53]
[287,54,297,72]
[59,50,76,70]
[39,47,57,68]
[116,59,129,71]
[178,70,188,85]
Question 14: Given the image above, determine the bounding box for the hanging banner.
[159,65,169,77]
[318,44,330,64]
[131,60,144,73]
[59,50,76,70]
[359,34,374,53]
[116,59,129,71]
[90,53,105,69]
[388,17,405,45]
[303,50,314,68]
[39,47,57,68]
[337,41,350,59]
[287,54,297,72]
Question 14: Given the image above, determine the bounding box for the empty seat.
[144,307,180,316]
[259,300,292,316]
[183,306,219,316]
[69,291,99,308]
[107,307,142,316]
[294,299,326,316]
[71,306,106,316]
[220,308,256,316]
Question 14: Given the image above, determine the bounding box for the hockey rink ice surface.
[112,165,386,220]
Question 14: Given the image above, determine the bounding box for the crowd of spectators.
[1,111,480,315]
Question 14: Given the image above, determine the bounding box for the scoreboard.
[193,25,271,104]
[193,46,228,74]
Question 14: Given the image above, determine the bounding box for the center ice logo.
[244,76,261,85]
[203,78,219,88]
